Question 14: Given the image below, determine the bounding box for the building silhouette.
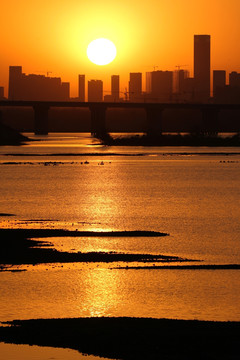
[229,71,240,87]
[173,69,191,101]
[8,66,22,100]
[213,70,226,98]
[111,75,120,101]
[6,35,240,105]
[0,87,4,99]
[214,71,240,103]
[129,73,142,102]
[8,66,70,101]
[194,35,211,102]
[78,75,85,101]
[62,82,70,99]
[146,70,173,102]
[181,77,195,102]
[104,75,120,102]
[88,80,103,102]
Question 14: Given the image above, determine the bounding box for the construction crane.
[144,65,159,71]
[121,88,135,101]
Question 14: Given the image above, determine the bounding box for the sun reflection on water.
[81,269,122,318]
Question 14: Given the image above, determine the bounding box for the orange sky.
[1,0,240,97]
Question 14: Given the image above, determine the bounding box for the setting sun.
[87,38,117,66]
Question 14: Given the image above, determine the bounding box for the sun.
[87,38,117,66]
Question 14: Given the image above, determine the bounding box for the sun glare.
[87,38,117,65]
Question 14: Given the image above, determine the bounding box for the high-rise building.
[177,70,189,95]
[0,87,4,99]
[129,73,142,102]
[61,82,70,100]
[8,66,69,101]
[146,72,152,94]
[194,35,211,102]
[146,70,173,102]
[229,71,240,87]
[213,70,226,98]
[182,77,195,102]
[78,75,85,101]
[8,66,22,100]
[111,75,120,101]
[172,70,193,102]
[88,80,103,102]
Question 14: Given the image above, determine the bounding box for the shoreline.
[0,317,239,359]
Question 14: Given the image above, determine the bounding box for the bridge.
[1,100,240,136]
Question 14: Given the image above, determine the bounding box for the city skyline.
[1,0,240,97]
[3,34,240,103]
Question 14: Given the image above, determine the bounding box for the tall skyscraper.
[194,35,211,102]
[129,73,142,102]
[88,80,103,102]
[8,66,22,100]
[213,70,226,98]
[78,75,85,101]
[111,75,120,101]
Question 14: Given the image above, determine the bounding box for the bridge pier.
[145,105,164,137]
[201,107,219,135]
[33,104,50,135]
[90,104,107,138]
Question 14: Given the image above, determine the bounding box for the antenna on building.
[153,65,158,71]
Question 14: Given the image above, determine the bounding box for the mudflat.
[0,317,239,359]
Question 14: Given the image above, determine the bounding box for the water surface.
[0,133,240,322]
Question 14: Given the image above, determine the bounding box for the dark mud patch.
[0,228,169,239]
[0,317,239,360]
[0,228,193,269]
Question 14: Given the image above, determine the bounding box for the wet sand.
[0,317,239,359]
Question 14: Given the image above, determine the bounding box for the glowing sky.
[1,0,240,96]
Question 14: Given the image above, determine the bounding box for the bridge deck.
[1,100,240,110]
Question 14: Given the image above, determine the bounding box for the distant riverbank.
[99,133,240,146]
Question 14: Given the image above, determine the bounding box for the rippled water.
[0,133,240,323]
